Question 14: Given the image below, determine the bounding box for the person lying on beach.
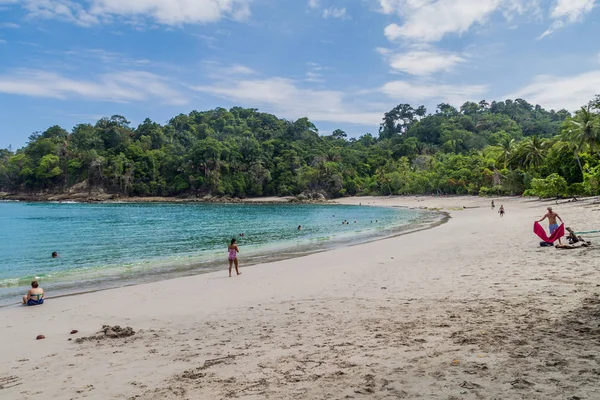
[555,242,591,249]
[23,281,44,306]
[565,227,592,247]
[228,238,241,277]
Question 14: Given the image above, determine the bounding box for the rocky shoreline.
[0,190,330,204]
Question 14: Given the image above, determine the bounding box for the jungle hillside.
[1,96,600,199]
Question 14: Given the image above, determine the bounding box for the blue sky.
[0,0,599,149]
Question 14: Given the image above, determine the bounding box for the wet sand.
[1,196,599,399]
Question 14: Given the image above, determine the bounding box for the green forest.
[1,96,599,199]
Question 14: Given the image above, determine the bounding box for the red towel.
[533,222,564,243]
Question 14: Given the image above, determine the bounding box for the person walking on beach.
[491,200,495,210]
[228,238,241,277]
[23,281,44,306]
[499,205,505,217]
[538,207,563,245]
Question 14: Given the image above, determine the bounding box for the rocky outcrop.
[295,190,328,202]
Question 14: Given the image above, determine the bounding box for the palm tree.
[564,106,600,158]
[497,137,515,169]
[484,137,514,169]
[558,131,585,177]
[519,136,547,170]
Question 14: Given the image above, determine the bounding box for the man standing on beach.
[538,207,563,245]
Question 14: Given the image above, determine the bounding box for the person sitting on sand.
[538,207,563,245]
[228,238,241,278]
[23,281,44,306]
[565,227,591,247]
[566,227,581,244]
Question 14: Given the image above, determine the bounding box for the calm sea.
[0,201,434,305]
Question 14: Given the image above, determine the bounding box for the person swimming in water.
[228,238,241,277]
[52,251,58,258]
[23,281,44,306]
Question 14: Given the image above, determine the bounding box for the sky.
[0,0,599,149]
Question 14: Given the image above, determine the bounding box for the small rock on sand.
[36,335,45,340]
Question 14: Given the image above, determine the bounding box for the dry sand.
[1,196,600,400]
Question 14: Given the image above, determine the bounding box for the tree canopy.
[1,98,599,199]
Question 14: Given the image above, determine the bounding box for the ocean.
[0,201,434,305]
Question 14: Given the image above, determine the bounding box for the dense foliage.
[1,97,599,199]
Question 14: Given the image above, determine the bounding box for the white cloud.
[193,77,383,125]
[378,47,466,76]
[223,64,256,75]
[308,0,320,9]
[304,62,326,82]
[323,7,348,19]
[539,0,595,38]
[507,70,600,111]
[380,80,488,105]
[203,62,257,79]
[305,72,325,82]
[0,22,20,28]
[380,0,538,42]
[22,0,99,26]
[0,69,188,105]
[551,0,595,20]
[11,0,252,26]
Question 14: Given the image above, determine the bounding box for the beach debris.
[381,287,387,290]
[36,335,45,340]
[451,359,460,366]
[75,325,135,343]
[70,330,78,335]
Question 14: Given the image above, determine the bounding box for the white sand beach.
[1,196,600,399]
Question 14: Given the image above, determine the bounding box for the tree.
[530,173,568,198]
[564,106,600,158]
[0,98,595,199]
[518,136,548,170]
[379,104,417,139]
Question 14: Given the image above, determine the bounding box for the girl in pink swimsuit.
[228,238,241,277]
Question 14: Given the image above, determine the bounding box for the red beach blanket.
[533,222,564,243]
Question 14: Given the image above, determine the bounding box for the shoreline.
[0,204,446,308]
[1,196,600,399]
[0,192,316,204]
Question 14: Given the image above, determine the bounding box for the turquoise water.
[0,201,433,305]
